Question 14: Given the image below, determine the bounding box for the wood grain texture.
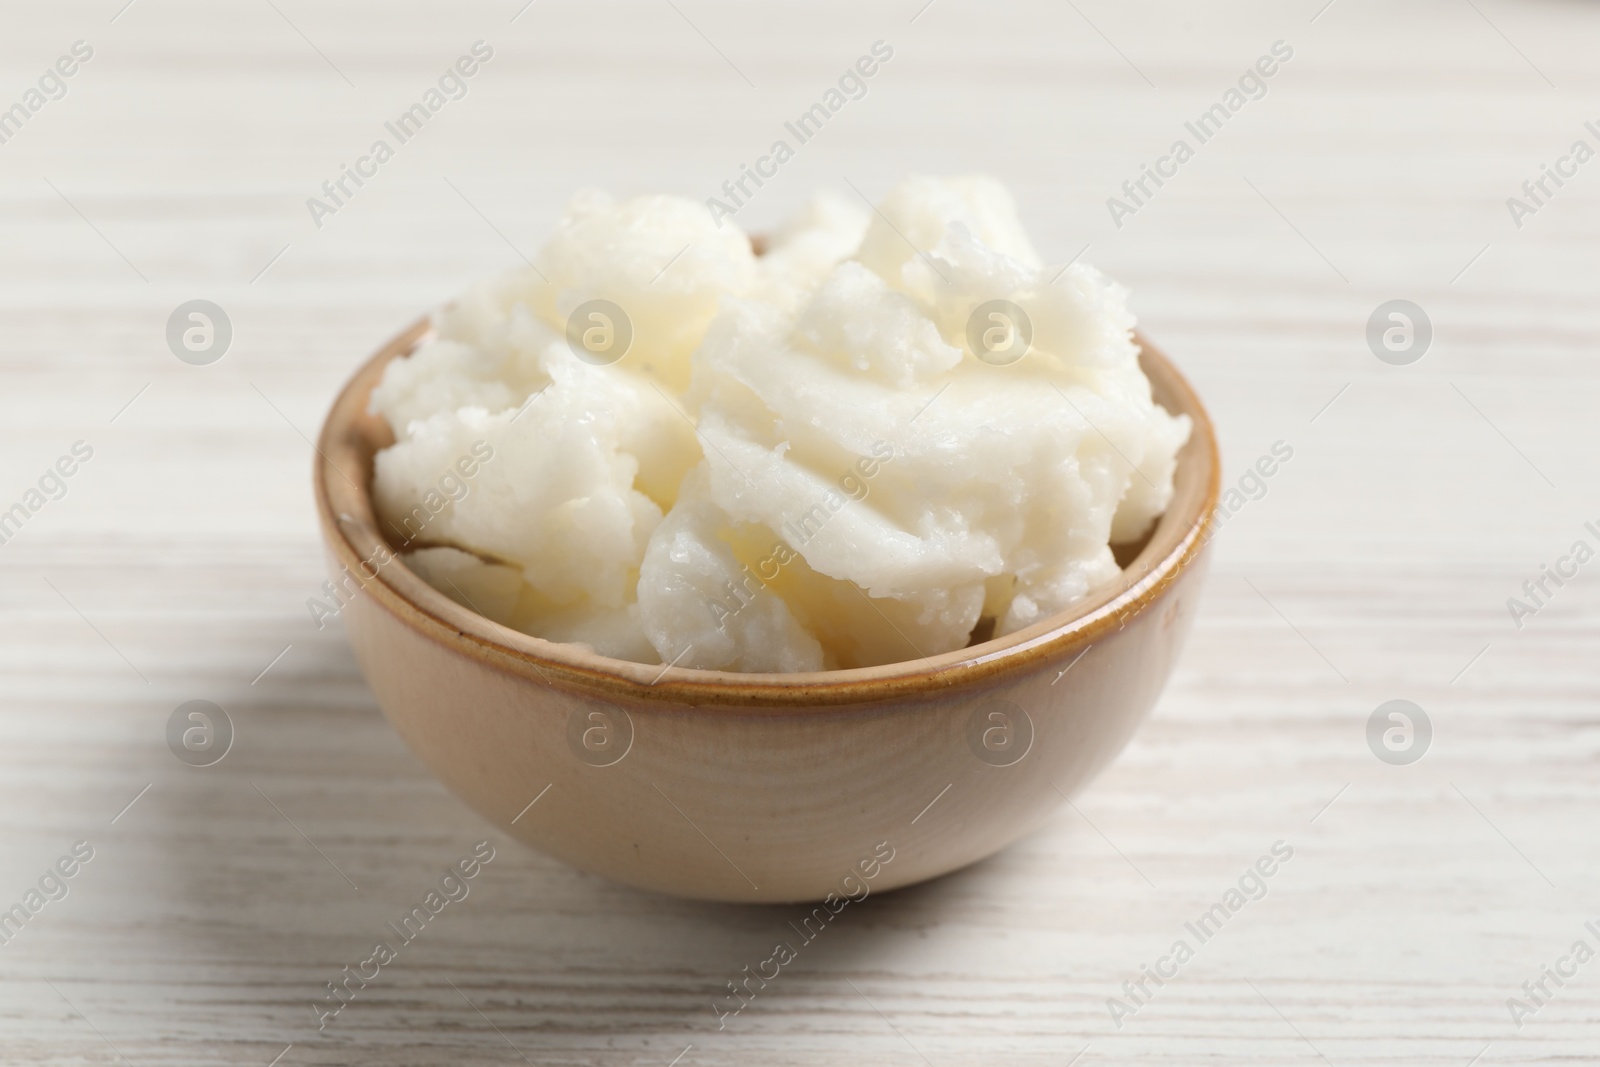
[2,0,1598,1063]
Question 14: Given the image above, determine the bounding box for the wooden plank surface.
[2,0,1598,1063]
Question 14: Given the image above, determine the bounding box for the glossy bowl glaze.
[314,319,1219,902]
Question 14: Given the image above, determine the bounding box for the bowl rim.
[314,317,1220,709]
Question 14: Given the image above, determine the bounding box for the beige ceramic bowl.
[314,319,1219,903]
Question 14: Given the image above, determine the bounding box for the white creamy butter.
[369,176,1190,671]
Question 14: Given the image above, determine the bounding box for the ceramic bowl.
[314,319,1219,902]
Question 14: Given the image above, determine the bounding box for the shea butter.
[370,176,1189,671]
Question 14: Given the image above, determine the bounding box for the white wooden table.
[3,1,1598,1063]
